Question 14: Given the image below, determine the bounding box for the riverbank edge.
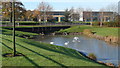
[50,32,117,67]
[77,51,115,67]
[1,28,117,67]
[53,31,119,45]
[2,34,109,67]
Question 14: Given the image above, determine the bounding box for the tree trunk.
[12,0,16,57]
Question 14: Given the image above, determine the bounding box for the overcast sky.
[20,0,119,11]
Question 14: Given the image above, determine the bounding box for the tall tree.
[25,10,33,21]
[69,7,74,21]
[86,8,93,26]
[64,9,70,22]
[32,9,41,22]
[76,7,84,21]
[12,0,16,57]
[105,3,118,22]
[0,1,2,21]
[118,1,120,15]
[105,3,118,13]
[2,0,26,21]
[69,7,80,21]
[99,8,105,27]
[37,2,53,22]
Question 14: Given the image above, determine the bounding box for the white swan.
[73,37,79,40]
[73,37,80,42]
[64,41,69,45]
[72,39,76,42]
[50,42,54,44]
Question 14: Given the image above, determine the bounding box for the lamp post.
[12,0,16,57]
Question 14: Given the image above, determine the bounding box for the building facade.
[38,11,65,22]
[51,11,65,22]
[38,11,116,22]
[83,11,115,22]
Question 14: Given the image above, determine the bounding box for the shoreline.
[52,31,119,46]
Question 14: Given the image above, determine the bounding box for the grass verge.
[1,35,107,67]
[58,25,119,37]
[1,28,38,37]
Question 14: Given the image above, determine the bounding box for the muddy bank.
[82,29,119,44]
[51,32,83,35]
[52,29,119,45]
[78,51,115,67]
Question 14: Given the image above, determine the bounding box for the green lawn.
[58,25,119,37]
[1,28,38,37]
[0,26,112,67]
[2,25,70,28]
[1,29,108,67]
[1,34,108,67]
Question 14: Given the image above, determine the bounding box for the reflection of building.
[83,11,115,22]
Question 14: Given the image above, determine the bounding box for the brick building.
[83,11,116,22]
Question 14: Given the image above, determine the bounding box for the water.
[34,35,120,66]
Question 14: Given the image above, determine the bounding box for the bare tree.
[85,8,93,26]
[118,1,120,15]
[32,9,40,22]
[69,7,75,21]
[0,1,2,5]
[105,3,118,22]
[69,7,80,21]
[76,7,84,21]
[105,3,118,13]
[37,2,53,22]
[99,8,105,27]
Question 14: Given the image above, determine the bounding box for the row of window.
[84,17,112,22]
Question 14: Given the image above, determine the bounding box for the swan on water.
[64,41,69,45]
[73,37,80,42]
[72,39,75,42]
[73,37,79,40]
[72,39,80,42]
[50,42,54,44]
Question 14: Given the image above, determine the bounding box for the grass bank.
[1,28,38,38]
[2,25,70,28]
[58,25,119,37]
[1,29,108,67]
[1,34,107,66]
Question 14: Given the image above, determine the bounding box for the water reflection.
[34,35,119,66]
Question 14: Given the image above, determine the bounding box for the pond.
[33,35,120,66]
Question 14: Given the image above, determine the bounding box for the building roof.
[83,11,114,13]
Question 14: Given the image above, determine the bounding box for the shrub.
[92,22,100,26]
[103,21,120,27]
[88,53,97,60]
[103,22,109,26]
[83,29,93,35]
